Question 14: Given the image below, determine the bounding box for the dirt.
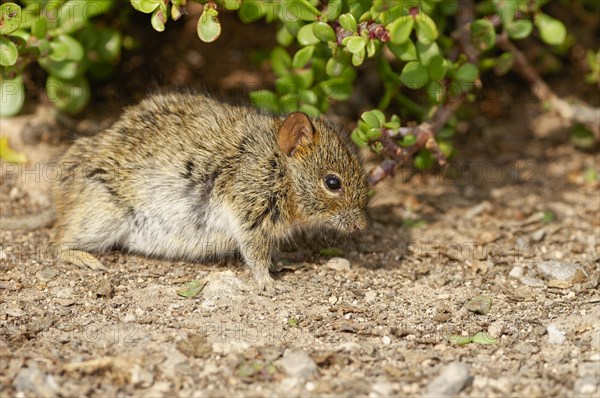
[1,9,599,398]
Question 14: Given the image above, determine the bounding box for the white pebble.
[547,325,566,345]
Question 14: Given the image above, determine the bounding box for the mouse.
[2,92,369,293]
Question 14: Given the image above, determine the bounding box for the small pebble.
[36,267,59,281]
[465,295,492,315]
[278,350,317,379]
[509,266,524,278]
[547,325,566,345]
[382,336,391,345]
[365,291,377,303]
[425,362,470,397]
[326,257,351,271]
[537,260,586,282]
[329,296,338,305]
[519,276,545,287]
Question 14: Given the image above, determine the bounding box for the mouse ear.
[277,112,314,156]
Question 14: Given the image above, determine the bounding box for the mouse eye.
[324,174,342,191]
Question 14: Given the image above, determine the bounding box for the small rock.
[371,380,395,396]
[547,279,572,289]
[465,295,492,315]
[574,374,597,395]
[326,257,351,271]
[515,342,540,354]
[425,361,470,397]
[201,271,247,301]
[519,276,545,287]
[328,296,338,305]
[53,287,74,299]
[547,325,566,345]
[537,260,586,283]
[365,291,377,303]
[382,336,391,345]
[0,249,7,261]
[14,365,59,396]
[531,228,546,242]
[278,350,317,379]
[96,280,114,298]
[5,307,24,317]
[509,266,524,278]
[36,267,59,281]
[464,201,491,219]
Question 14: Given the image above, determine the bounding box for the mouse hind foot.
[55,247,108,271]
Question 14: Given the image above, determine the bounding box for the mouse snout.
[344,210,368,232]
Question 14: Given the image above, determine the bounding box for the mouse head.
[278,112,369,232]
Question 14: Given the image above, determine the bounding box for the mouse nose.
[350,214,368,231]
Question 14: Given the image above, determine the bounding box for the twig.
[369,0,475,186]
[496,32,600,139]
[368,99,462,186]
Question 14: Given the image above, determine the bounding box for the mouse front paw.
[256,275,277,296]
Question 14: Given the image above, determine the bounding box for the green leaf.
[426,81,445,104]
[494,52,514,75]
[176,280,207,298]
[0,136,26,162]
[455,63,479,83]
[428,54,447,81]
[297,23,319,45]
[292,45,314,68]
[0,37,18,66]
[312,21,336,42]
[223,0,242,10]
[339,13,357,32]
[470,19,496,51]
[345,36,366,54]
[238,0,266,23]
[197,7,221,42]
[400,61,428,89]
[131,0,160,14]
[400,134,416,146]
[0,75,24,116]
[31,18,48,39]
[0,2,22,35]
[325,53,349,76]
[250,90,279,113]
[415,14,438,44]
[388,16,414,44]
[50,34,84,62]
[506,20,533,40]
[388,41,417,61]
[414,150,434,169]
[277,24,295,46]
[271,47,291,76]
[284,0,320,22]
[472,332,497,345]
[416,41,439,65]
[45,75,90,114]
[59,0,114,34]
[351,48,365,66]
[366,127,382,139]
[320,78,351,101]
[151,7,166,32]
[361,109,385,127]
[536,14,566,46]
[300,103,320,117]
[39,59,82,80]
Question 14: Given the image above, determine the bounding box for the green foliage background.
[1,0,598,169]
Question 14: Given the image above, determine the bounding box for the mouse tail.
[0,208,56,231]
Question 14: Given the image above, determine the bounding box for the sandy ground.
[1,99,599,397]
[1,8,599,398]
